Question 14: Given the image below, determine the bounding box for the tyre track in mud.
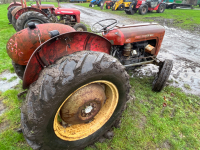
[62,4,200,96]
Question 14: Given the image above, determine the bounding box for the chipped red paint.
[23,32,111,89]
[103,23,165,55]
[6,23,75,65]
[7,2,21,10]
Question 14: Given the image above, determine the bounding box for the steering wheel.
[91,19,118,33]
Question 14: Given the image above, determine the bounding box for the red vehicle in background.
[125,0,166,15]
[8,0,87,31]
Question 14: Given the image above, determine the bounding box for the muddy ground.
[61,4,200,96]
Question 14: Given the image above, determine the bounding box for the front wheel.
[21,51,130,150]
[139,4,148,15]
[16,11,49,32]
[73,23,87,31]
[152,59,173,92]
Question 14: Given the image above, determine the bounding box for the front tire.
[152,59,173,92]
[139,4,148,15]
[118,4,125,10]
[73,23,87,31]
[21,51,130,150]
[16,11,49,32]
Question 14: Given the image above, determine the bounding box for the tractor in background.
[8,0,87,32]
[100,0,118,9]
[89,0,104,7]
[112,0,133,10]
[125,0,166,15]
[6,19,172,150]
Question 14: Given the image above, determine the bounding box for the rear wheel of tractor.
[16,11,49,32]
[12,15,17,31]
[139,4,148,15]
[7,6,17,23]
[21,51,130,150]
[118,4,125,10]
[73,23,87,31]
[91,3,94,7]
[89,3,92,7]
[156,4,166,13]
[12,61,26,80]
[152,59,173,92]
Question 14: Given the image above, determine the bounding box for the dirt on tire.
[21,51,130,150]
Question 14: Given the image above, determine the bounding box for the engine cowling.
[6,23,75,65]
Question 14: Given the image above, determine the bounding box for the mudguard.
[12,7,47,19]
[7,2,21,10]
[23,32,111,89]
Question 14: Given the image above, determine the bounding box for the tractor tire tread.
[7,6,17,23]
[152,59,173,92]
[21,51,130,150]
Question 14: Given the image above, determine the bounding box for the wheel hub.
[60,83,106,124]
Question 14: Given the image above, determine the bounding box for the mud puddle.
[0,70,20,92]
[62,4,200,96]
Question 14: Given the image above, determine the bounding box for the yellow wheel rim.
[53,80,119,141]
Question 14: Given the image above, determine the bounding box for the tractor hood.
[6,23,75,65]
[54,8,80,15]
[103,23,165,55]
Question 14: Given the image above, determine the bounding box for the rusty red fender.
[7,2,21,10]
[23,32,111,89]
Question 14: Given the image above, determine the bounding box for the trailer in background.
[164,0,200,9]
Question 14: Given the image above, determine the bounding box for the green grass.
[1,2,200,150]
[1,77,200,150]
[77,3,200,32]
[0,77,7,81]
[0,4,16,73]
[8,76,17,82]
[86,77,200,150]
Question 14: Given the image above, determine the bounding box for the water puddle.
[0,70,20,92]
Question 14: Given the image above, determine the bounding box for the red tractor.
[125,0,166,15]
[8,0,87,32]
[6,19,172,150]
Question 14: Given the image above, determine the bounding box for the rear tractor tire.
[125,9,135,15]
[21,51,130,150]
[12,15,17,31]
[73,23,87,31]
[12,61,26,80]
[152,59,173,92]
[16,11,49,32]
[156,4,166,13]
[7,6,17,23]
[139,4,148,15]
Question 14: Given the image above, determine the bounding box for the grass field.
[1,3,200,150]
[77,3,200,32]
